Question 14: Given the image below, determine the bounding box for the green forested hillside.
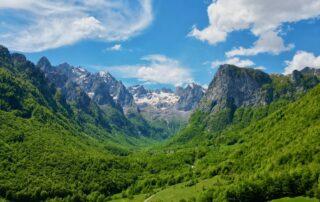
[0,47,149,201]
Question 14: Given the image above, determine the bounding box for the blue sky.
[1,0,320,89]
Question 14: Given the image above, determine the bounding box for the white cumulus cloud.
[226,31,294,57]
[106,55,193,86]
[190,0,320,56]
[284,51,320,75]
[0,0,153,52]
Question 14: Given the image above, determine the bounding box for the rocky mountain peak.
[199,64,272,113]
[0,46,12,68]
[176,83,205,111]
[98,70,112,78]
[300,67,320,77]
[91,71,136,111]
[11,53,27,65]
[37,57,52,71]
[128,85,149,98]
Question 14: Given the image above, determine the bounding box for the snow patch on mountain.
[134,91,179,110]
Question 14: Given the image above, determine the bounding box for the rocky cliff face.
[37,58,137,113]
[199,64,272,113]
[176,83,205,111]
[80,71,137,113]
[300,67,320,77]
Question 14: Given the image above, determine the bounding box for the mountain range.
[35,54,205,140]
[1,44,320,202]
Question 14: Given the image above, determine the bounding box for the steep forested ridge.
[1,45,320,202]
[0,45,153,201]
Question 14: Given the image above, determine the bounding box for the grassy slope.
[272,197,318,202]
[110,180,318,202]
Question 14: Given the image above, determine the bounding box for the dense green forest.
[1,45,320,202]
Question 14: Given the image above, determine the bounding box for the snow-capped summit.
[98,70,110,78]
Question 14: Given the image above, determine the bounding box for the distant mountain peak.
[175,82,205,111]
[37,56,51,66]
[37,56,52,71]
[98,70,113,78]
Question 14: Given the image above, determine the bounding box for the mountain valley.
[1,45,320,202]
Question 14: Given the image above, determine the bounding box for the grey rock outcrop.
[199,64,272,113]
[176,83,205,111]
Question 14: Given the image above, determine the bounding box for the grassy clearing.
[272,197,319,202]
[110,177,220,202]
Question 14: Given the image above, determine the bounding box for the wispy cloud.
[104,54,193,86]
[106,44,122,51]
[190,0,320,56]
[0,0,153,52]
